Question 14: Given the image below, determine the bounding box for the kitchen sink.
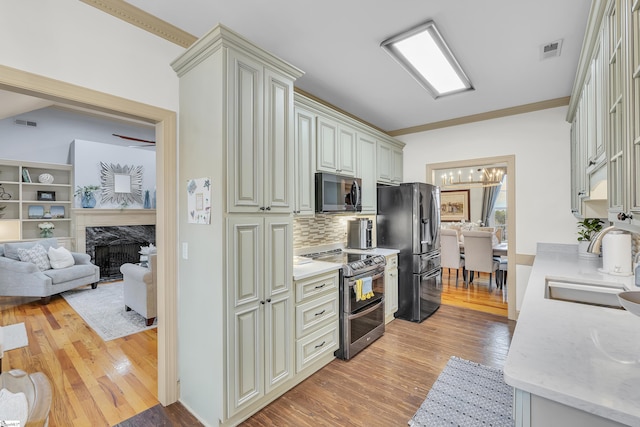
[544,276,625,309]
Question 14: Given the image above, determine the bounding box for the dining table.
[459,241,508,256]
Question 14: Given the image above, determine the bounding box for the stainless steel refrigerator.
[376,182,441,322]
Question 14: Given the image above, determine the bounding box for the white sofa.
[0,238,100,304]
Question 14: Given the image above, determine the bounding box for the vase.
[143,190,151,209]
[81,193,96,208]
[40,229,53,238]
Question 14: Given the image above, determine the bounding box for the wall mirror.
[100,162,144,205]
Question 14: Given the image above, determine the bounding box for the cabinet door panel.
[338,126,356,176]
[294,106,316,215]
[264,69,294,212]
[317,117,338,172]
[228,50,264,212]
[392,147,403,183]
[228,217,263,306]
[229,306,263,414]
[357,134,377,213]
[264,217,292,298]
[377,142,392,182]
[264,294,292,393]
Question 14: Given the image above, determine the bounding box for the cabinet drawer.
[386,255,398,268]
[296,323,338,373]
[295,292,338,338]
[295,271,338,303]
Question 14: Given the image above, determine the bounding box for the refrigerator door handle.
[421,218,432,245]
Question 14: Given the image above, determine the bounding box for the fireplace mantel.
[73,209,156,253]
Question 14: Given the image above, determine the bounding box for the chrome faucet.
[586,225,617,254]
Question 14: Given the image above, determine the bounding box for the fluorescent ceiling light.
[381,20,473,99]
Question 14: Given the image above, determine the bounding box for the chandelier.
[440,168,504,188]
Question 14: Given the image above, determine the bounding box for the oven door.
[344,299,385,359]
[344,269,385,313]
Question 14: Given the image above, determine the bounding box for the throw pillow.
[48,246,75,269]
[17,244,51,271]
[0,388,29,427]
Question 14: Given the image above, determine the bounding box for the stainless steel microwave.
[315,172,362,213]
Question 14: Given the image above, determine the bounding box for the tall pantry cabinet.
[172,24,303,426]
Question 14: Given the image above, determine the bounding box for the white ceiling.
[1,1,592,134]
[126,0,592,132]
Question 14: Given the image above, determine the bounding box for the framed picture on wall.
[440,190,470,222]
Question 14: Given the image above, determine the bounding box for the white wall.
[399,107,578,309]
[0,0,183,112]
[71,140,156,209]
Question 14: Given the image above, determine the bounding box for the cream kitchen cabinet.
[294,270,339,373]
[377,140,404,185]
[0,159,73,243]
[384,254,398,323]
[226,215,294,417]
[569,0,640,230]
[293,105,316,215]
[316,115,357,177]
[357,133,377,214]
[227,49,295,214]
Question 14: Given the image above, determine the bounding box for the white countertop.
[293,260,341,281]
[504,243,640,425]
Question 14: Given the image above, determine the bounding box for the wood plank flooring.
[440,267,509,317]
[1,275,513,427]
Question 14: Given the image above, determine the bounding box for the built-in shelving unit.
[0,159,73,243]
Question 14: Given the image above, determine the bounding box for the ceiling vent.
[14,119,37,128]
[540,39,563,60]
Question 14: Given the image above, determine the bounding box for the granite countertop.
[504,243,640,425]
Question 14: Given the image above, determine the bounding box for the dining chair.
[440,228,465,286]
[496,256,508,289]
[461,230,499,290]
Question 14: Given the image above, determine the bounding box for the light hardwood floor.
[1,272,513,427]
[440,267,509,317]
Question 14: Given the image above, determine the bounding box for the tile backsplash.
[293,214,376,250]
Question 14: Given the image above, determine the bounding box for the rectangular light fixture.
[381,20,473,99]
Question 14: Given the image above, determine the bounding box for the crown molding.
[80,0,197,48]
[388,96,570,136]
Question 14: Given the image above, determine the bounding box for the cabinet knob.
[588,160,596,166]
[260,300,265,304]
[259,207,266,211]
[265,206,271,211]
[266,298,272,303]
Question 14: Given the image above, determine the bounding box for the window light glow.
[381,20,473,98]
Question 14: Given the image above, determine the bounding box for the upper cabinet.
[226,50,295,214]
[293,105,316,215]
[377,140,404,185]
[567,0,640,229]
[316,116,357,177]
[294,93,405,214]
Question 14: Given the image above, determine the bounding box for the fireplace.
[86,225,155,281]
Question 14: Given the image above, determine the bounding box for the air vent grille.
[14,119,37,128]
[541,39,563,60]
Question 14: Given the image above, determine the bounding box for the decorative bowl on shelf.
[618,291,640,317]
[38,173,54,184]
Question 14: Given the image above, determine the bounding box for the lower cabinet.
[226,215,294,417]
[294,271,339,373]
[384,254,398,323]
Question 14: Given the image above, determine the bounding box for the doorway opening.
[427,155,516,320]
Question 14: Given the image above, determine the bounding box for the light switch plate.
[182,242,188,260]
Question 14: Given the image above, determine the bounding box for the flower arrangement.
[38,222,55,238]
[74,185,101,198]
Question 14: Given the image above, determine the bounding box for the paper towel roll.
[602,231,632,275]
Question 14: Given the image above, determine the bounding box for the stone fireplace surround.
[73,209,156,280]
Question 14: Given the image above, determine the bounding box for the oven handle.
[347,271,384,286]
[349,300,383,320]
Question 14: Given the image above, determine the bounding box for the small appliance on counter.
[600,231,633,276]
[346,218,373,249]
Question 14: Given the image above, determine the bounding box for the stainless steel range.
[305,249,386,360]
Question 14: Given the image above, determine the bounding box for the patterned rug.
[61,281,157,341]
[409,356,514,427]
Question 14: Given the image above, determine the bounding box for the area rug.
[61,282,156,341]
[409,356,514,427]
